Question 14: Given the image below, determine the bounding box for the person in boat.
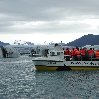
[95,50,99,60]
[64,48,71,55]
[64,48,71,61]
[64,46,95,61]
[71,48,76,61]
[75,47,81,61]
[80,47,89,61]
[70,47,80,61]
[43,49,49,57]
[88,48,95,59]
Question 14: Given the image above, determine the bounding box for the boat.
[0,45,20,58]
[32,44,99,71]
[29,45,53,57]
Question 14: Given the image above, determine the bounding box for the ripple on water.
[0,56,99,99]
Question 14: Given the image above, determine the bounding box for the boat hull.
[35,65,58,71]
[34,60,99,71]
[35,65,99,71]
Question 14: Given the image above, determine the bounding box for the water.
[0,56,99,99]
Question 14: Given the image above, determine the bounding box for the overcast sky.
[0,0,99,44]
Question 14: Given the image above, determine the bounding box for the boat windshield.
[50,51,63,56]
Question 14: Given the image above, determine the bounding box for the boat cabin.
[49,51,64,56]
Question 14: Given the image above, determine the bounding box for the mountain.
[65,34,99,47]
[0,41,10,46]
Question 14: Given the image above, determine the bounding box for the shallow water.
[0,55,99,99]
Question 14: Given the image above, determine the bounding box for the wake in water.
[0,60,33,64]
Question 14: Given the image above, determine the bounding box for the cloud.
[0,19,98,34]
[0,0,99,21]
[0,0,99,44]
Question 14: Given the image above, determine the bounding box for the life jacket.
[95,50,99,58]
[71,49,76,56]
[64,49,71,55]
[75,50,80,55]
[80,49,85,56]
[88,50,94,56]
[75,50,81,58]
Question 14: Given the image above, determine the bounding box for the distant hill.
[65,34,99,47]
[0,41,10,46]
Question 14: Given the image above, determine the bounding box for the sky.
[0,0,99,45]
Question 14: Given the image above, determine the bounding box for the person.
[64,48,71,61]
[81,47,88,61]
[75,48,81,61]
[64,48,71,55]
[88,48,95,59]
[95,50,99,59]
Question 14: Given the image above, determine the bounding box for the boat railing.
[64,55,99,61]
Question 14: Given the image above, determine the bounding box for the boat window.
[50,52,56,56]
[53,62,56,64]
[57,52,60,55]
[51,52,55,56]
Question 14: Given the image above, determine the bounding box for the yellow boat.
[33,44,99,71]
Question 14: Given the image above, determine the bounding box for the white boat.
[32,44,99,71]
[30,45,54,57]
[0,45,20,58]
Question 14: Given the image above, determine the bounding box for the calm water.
[0,56,99,99]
